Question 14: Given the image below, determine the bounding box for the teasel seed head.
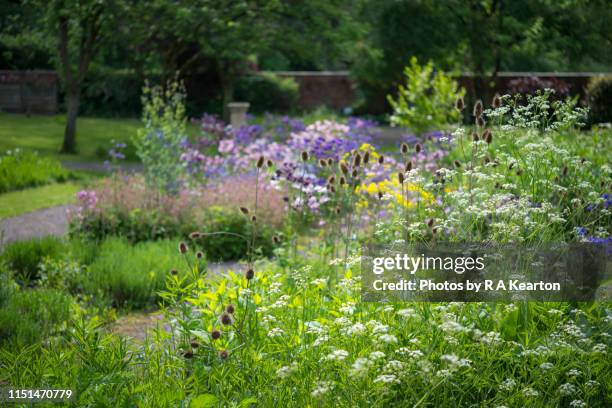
[329,185,336,193]
[301,151,309,161]
[328,175,336,184]
[183,349,194,359]
[196,251,204,259]
[454,160,461,168]
[190,340,200,348]
[335,206,341,215]
[401,143,409,154]
[516,169,523,176]
[189,232,201,239]
[218,349,229,360]
[398,172,405,184]
[472,132,480,142]
[427,218,435,228]
[272,235,281,244]
[484,156,491,164]
[455,96,465,111]
[211,329,221,340]
[239,207,249,215]
[495,182,501,189]
[319,159,327,167]
[226,304,235,314]
[405,161,413,172]
[327,158,334,166]
[562,165,568,177]
[245,268,255,280]
[256,155,265,169]
[339,176,346,186]
[473,100,483,117]
[378,155,385,164]
[351,169,358,178]
[363,151,370,164]
[491,93,502,108]
[251,215,257,222]
[476,116,486,128]
[282,196,289,202]
[267,159,274,167]
[340,161,349,175]
[353,153,362,168]
[220,312,233,326]
[484,129,493,144]
[179,242,188,254]
[170,268,178,276]
[415,143,422,153]
[377,190,383,200]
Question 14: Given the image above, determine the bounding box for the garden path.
[0,204,75,245]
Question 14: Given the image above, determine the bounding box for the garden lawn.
[0,182,80,219]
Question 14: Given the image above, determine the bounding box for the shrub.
[586,75,612,125]
[83,237,185,309]
[0,288,72,348]
[0,149,69,193]
[1,237,66,282]
[387,57,465,134]
[235,72,299,113]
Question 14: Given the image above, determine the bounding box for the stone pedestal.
[228,102,250,129]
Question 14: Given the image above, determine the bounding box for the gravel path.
[0,204,75,245]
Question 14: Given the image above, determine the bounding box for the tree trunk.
[61,90,80,154]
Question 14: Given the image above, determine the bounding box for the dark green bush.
[1,237,66,282]
[0,288,72,348]
[79,67,146,118]
[586,75,612,125]
[0,150,69,193]
[235,72,299,113]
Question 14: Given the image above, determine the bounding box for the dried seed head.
[179,242,188,254]
[476,116,486,128]
[319,159,327,167]
[455,96,465,111]
[484,157,491,164]
[415,143,422,153]
[267,159,274,167]
[351,169,358,178]
[196,251,204,259]
[363,151,370,164]
[245,268,255,280]
[378,155,385,164]
[211,329,221,340]
[239,207,249,215]
[339,176,346,185]
[454,160,461,168]
[405,161,413,172]
[483,129,493,144]
[353,153,362,167]
[301,151,309,161]
[170,268,178,276]
[427,218,434,227]
[335,207,341,215]
[473,100,483,117]
[562,165,568,176]
[516,169,523,176]
[398,172,405,184]
[256,155,265,169]
[327,175,336,184]
[329,185,336,193]
[340,162,349,175]
[218,349,229,360]
[472,132,480,142]
[251,215,257,222]
[189,232,201,239]
[183,349,194,359]
[401,143,409,154]
[226,304,235,314]
[220,312,233,326]
[190,340,200,348]
[282,196,289,202]
[327,158,334,166]
[491,94,502,108]
[272,235,281,244]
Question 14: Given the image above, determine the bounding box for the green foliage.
[0,288,72,348]
[0,149,69,193]
[235,73,299,113]
[586,75,612,125]
[1,236,66,282]
[83,237,185,309]
[134,80,187,194]
[0,182,80,219]
[387,57,464,134]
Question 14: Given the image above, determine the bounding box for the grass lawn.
[0,182,81,219]
[0,113,142,162]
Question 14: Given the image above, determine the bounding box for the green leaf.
[190,394,218,408]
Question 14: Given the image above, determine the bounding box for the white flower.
[312,335,329,347]
[523,388,539,397]
[567,369,581,378]
[396,348,423,359]
[585,380,599,388]
[559,383,578,396]
[569,400,586,408]
[350,357,372,377]
[592,343,607,354]
[383,360,405,373]
[540,362,554,370]
[268,327,285,338]
[322,349,349,362]
[373,374,400,384]
[369,351,386,360]
[396,308,417,318]
[499,378,517,392]
[276,362,298,379]
[311,381,333,397]
[343,323,366,336]
[379,334,398,344]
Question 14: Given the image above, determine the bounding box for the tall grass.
[0,149,69,193]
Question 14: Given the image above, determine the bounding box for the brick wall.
[274,71,355,111]
[0,70,58,114]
